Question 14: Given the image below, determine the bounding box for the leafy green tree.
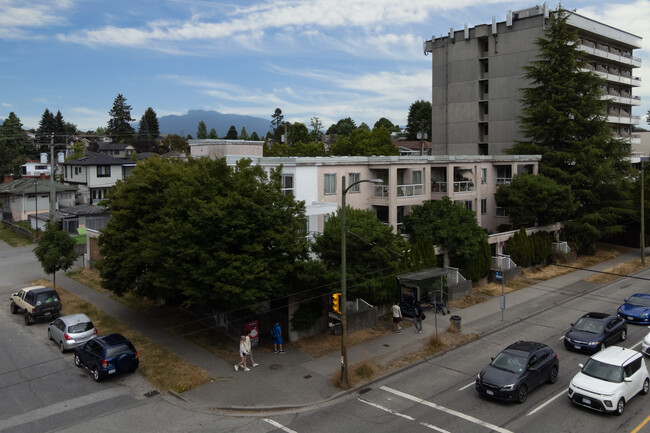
[403,197,491,281]
[358,122,370,132]
[95,126,108,136]
[98,157,309,312]
[328,126,398,156]
[0,112,33,177]
[160,134,188,153]
[33,221,77,290]
[406,100,432,141]
[495,174,575,228]
[107,94,135,143]
[67,141,86,160]
[293,140,326,156]
[239,126,249,140]
[197,121,208,139]
[312,206,408,304]
[309,117,324,142]
[326,117,356,136]
[64,122,78,136]
[225,125,238,139]
[509,9,633,254]
[138,107,160,145]
[289,122,309,145]
[374,117,397,132]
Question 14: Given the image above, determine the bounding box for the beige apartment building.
[424,4,643,156]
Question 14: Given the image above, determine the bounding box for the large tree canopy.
[98,157,309,312]
[34,221,77,290]
[328,126,398,156]
[107,94,135,143]
[0,112,33,177]
[508,9,633,253]
[406,100,432,141]
[312,207,408,304]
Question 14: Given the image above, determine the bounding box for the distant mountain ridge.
[157,109,271,138]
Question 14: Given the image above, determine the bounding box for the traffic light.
[332,292,341,314]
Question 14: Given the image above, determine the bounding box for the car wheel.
[10,302,17,314]
[517,385,528,404]
[548,365,559,384]
[621,329,627,341]
[615,398,625,416]
[24,313,32,326]
[92,367,102,382]
[48,329,53,340]
[642,378,649,395]
[60,341,66,353]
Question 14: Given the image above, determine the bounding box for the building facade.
[424,4,642,156]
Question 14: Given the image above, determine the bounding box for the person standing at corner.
[413,301,423,334]
[392,300,402,333]
[272,322,284,353]
[234,335,250,372]
[244,329,259,367]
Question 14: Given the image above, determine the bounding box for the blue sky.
[1,0,648,133]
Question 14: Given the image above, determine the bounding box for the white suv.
[568,346,649,415]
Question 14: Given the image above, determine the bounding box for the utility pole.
[49,134,55,221]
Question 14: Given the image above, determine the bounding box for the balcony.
[453,181,474,193]
[495,177,511,186]
[397,183,424,198]
[372,185,389,198]
[431,182,447,193]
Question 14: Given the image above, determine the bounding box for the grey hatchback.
[48,314,97,352]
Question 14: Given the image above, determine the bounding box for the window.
[484,83,489,94]
[413,170,422,185]
[324,173,336,195]
[481,168,487,184]
[348,172,360,193]
[481,199,487,215]
[97,165,111,177]
[282,174,294,195]
[75,166,82,175]
[624,358,642,378]
[465,200,472,210]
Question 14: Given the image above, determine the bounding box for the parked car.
[564,312,627,353]
[617,293,650,324]
[10,286,62,325]
[568,346,649,415]
[476,341,559,403]
[48,314,97,353]
[74,334,139,382]
[642,327,650,357]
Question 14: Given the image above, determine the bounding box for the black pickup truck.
[10,286,62,325]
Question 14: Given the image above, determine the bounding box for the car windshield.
[35,292,59,306]
[582,359,623,383]
[106,344,133,358]
[573,317,604,333]
[68,322,94,333]
[491,351,527,374]
[628,295,650,307]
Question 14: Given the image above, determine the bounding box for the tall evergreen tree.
[36,109,56,146]
[209,128,218,139]
[53,111,66,140]
[107,94,135,143]
[509,9,633,253]
[239,126,249,140]
[225,125,238,139]
[138,107,160,145]
[271,108,283,137]
[0,112,33,177]
[197,121,208,139]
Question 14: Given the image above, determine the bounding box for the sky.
[1,0,649,134]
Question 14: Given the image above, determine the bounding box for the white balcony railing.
[453,181,474,192]
[397,183,424,197]
[492,254,517,271]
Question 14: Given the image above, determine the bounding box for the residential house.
[0,178,76,224]
[61,152,135,204]
[98,142,136,158]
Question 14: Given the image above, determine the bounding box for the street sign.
[495,271,503,281]
[328,311,341,320]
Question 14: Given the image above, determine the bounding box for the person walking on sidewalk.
[234,335,250,372]
[392,300,402,333]
[244,329,259,367]
[271,322,284,353]
[413,301,423,334]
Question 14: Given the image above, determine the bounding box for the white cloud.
[0,0,73,39]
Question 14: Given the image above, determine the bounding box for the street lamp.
[340,175,383,387]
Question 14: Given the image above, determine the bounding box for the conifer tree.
[509,8,633,253]
[107,94,135,143]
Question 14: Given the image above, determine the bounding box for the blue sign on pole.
[496,271,503,281]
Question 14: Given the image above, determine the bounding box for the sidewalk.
[56,251,643,412]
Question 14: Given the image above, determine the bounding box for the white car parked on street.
[642,327,650,356]
[568,346,649,415]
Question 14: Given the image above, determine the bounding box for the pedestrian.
[413,301,423,334]
[234,335,250,372]
[244,329,259,367]
[271,322,285,353]
[392,300,402,333]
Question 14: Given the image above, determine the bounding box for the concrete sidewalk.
[55,251,643,412]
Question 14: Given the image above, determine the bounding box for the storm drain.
[358,387,372,395]
[144,390,160,398]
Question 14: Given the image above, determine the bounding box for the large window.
[324,173,336,195]
[282,174,294,195]
[97,165,111,177]
[348,172,360,192]
[481,199,487,215]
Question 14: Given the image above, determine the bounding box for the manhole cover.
[269,364,282,370]
[144,390,160,398]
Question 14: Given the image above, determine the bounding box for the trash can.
[450,315,461,332]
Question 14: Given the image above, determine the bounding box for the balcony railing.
[492,254,516,271]
[372,185,389,198]
[453,181,474,192]
[495,177,511,186]
[431,182,447,193]
[397,183,424,197]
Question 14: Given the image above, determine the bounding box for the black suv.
[476,341,559,403]
[74,334,139,382]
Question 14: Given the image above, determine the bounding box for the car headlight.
[564,336,570,341]
[601,392,615,397]
[642,312,649,318]
[587,341,600,346]
[501,383,516,391]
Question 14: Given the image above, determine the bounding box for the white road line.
[358,398,451,433]
[527,389,567,416]
[380,386,514,433]
[0,387,129,431]
[263,418,298,433]
[458,382,475,391]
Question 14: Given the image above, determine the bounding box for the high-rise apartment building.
[424,4,642,156]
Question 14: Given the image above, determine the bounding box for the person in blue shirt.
[272,322,284,353]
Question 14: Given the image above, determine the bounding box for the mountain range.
[157,109,271,138]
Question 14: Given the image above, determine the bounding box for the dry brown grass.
[584,259,644,284]
[34,278,212,393]
[66,268,107,292]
